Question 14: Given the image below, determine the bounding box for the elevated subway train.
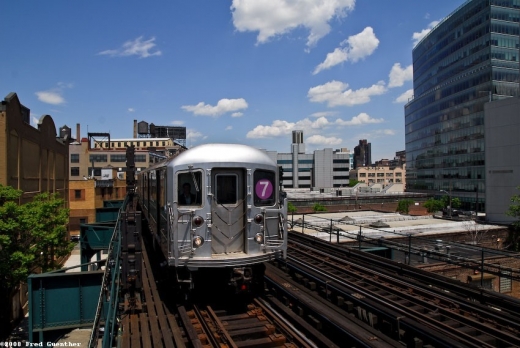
[137,143,288,292]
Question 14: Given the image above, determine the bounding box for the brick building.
[0,92,68,204]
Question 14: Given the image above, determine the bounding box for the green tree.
[440,195,461,210]
[287,201,297,215]
[423,198,444,213]
[349,179,359,187]
[396,199,414,214]
[0,185,73,338]
[312,203,327,212]
[506,186,520,230]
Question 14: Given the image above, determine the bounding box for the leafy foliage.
[0,185,73,288]
[506,186,520,230]
[440,195,461,209]
[312,203,327,212]
[423,198,444,213]
[396,199,414,214]
[349,179,359,187]
[287,202,297,214]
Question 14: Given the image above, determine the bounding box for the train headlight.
[254,214,263,224]
[192,215,204,227]
[254,233,264,244]
[193,236,204,248]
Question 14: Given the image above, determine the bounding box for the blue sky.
[2,0,466,161]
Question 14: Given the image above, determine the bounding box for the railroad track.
[119,233,186,348]
[286,234,520,347]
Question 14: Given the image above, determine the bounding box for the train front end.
[166,144,287,291]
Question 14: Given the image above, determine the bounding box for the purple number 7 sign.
[255,179,273,199]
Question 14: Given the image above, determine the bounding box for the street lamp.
[440,190,451,218]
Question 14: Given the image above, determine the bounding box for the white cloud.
[314,27,379,74]
[388,63,413,87]
[128,108,135,112]
[171,120,185,126]
[306,134,342,145]
[334,112,383,126]
[310,111,337,118]
[356,129,396,140]
[412,21,440,46]
[308,80,387,107]
[187,129,204,140]
[246,113,382,139]
[231,0,355,49]
[182,98,248,117]
[98,36,162,58]
[35,82,73,105]
[35,91,65,105]
[395,89,414,103]
[31,115,39,127]
[231,112,243,118]
[225,126,233,131]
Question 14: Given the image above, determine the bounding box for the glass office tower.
[405,0,519,211]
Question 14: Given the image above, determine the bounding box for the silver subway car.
[138,143,287,291]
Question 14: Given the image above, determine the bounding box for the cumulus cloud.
[306,134,342,145]
[181,98,248,117]
[310,111,337,118]
[98,36,162,58]
[187,129,204,141]
[171,120,184,126]
[225,126,233,131]
[231,0,355,49]
[308,80,387,107]
[356,129,396,141]
[412,21,440,46]
[334,112,383,126]
[231,112,243,118]
[313,27,379,74]
[128,108,135,112]
[35,82,73,105]
[246,113,383,139]
[388,63,413,87]
[395,89,414,103]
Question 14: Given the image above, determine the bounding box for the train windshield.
[253,170,275,206]
[178,171,202,206]
[215,174,237,204]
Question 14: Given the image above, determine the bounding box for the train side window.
[216,174,237,205]
[178,171,202,205]
[254,170,275,206]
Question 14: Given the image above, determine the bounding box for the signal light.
[192,215,204,227]
[254,233,264,244]
[254,214,263,224]
[192,236,204,248]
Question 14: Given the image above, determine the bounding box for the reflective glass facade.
[405,0,520,211]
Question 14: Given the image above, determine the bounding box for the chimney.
[76,123,80,142]
[133,120,137,138]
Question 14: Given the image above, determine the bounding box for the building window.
[74,190,82,199]
[89,154,107,163]
[359,173,366,177]
[88,168,102,176]
[135,154,146,163]
[500,271,512,293]
[110,154,126,162]
[71,167,80,176]
[70,154,80,163]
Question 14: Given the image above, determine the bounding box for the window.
[135,155,146,162]
[500,271,512,293]
[254,170,275,206]
[216,174,237,204]
[178,171,202,206]
[71,167,80,176]
[74,190,82,199]
[89,154,107,163]
[70,154,79,163]
[88,168,102,176]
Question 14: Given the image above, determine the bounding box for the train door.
[211,169,245,254]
